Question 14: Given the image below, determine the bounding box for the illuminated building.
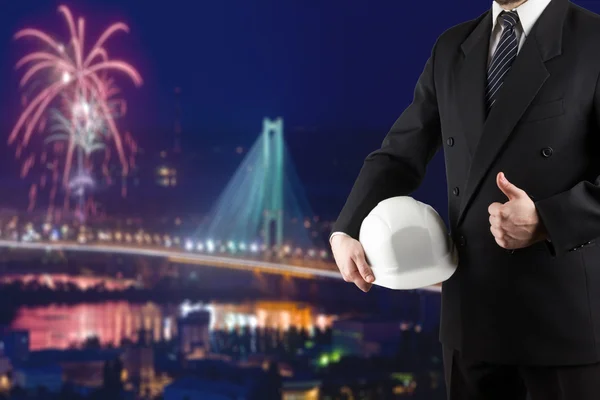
[12,364,63,394]
[164,360,280,399]
[155,164,177,187]
[154,86,183,189]
[1,330,29,363]
[332,316,403,359]
[121,339,155,397]
[0,342,11,394]
[19,348,121,389]
[122,343,154,384]
[178,310,210,355]
[282,381,320,400]
[164,376,252,400]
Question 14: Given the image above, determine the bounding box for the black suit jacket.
[332,0,600,365]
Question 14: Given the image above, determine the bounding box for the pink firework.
[10,5,142,215]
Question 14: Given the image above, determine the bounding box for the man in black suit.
[330,0,600,398]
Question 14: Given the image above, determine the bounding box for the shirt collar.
[492,0,552,37]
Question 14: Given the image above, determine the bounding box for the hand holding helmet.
[359,196,458,290]
[332,196,458,291]
[330,234,374,293]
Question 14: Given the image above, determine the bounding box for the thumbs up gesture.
[488,172,548,249]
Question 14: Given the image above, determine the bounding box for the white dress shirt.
[488,0,552,65]
[330,0,552,244]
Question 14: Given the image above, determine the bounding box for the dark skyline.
[3,0,593,220]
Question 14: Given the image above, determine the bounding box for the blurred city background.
[3,1,592,399]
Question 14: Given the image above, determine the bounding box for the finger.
[353,251,375,283]
[488,202,503,216]
[494,233,516,249]
[332,254,352,281]
[497,172,527,201]
[490,225,504,239]
[495,236,509,248]
[341,270,352,282]
[340,262,356,282]
[489,214,499,226]
[344,266,364,283]
[353,278,372,293]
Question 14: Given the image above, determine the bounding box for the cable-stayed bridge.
[0,117,440,291]
[0,239,440,292]
[196,117,320,253]
[0,239,339,280]
[0,118,334,276]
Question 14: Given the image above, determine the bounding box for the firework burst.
[10,5,142,219]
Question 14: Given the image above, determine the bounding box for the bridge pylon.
[196,116,319,253]
[261,117,284,251]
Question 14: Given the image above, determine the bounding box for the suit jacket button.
[457,235,466,247]
[453,187,460,196]
[541,147,553,158]
[446,137,454,147]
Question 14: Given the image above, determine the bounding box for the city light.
[179,300,204,318]
[227,240,236,252]
[206,239,215,253]
[50,230,60,241]
[0,219,332,262]
[98,231,111,241]
[318,354,329,367]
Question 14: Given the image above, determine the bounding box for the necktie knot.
[500,10,519,29]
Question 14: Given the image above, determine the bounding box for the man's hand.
[488,172,548,249]
[330,234,374,292]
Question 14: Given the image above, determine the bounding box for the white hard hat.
[359,196,458,290]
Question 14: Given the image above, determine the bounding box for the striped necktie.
[485,10,520,113]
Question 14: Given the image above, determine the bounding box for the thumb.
[497,172,526,200]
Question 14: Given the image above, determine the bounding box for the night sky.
[1,0,598,221]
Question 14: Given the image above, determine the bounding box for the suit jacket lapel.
[457,12,492,157]
[456,0,568,227]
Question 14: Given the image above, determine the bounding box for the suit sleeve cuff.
[329,231,351,245]
[542,238,556,257]
[534,196,566,257]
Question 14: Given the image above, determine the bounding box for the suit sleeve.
[331,40,443,239]
[534,72,600,258]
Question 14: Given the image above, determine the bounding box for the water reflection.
[10,300,335,351]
